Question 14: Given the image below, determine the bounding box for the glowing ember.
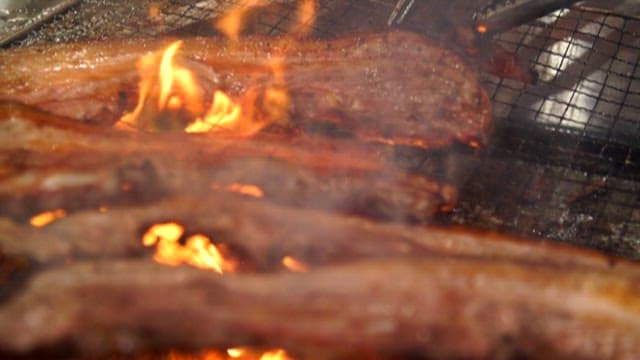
[212,182,265,198]
[259,350,293,360]
[227,348,245,358]
[227,183,264,198]
[228,183,265,198]
[282,256,308,272]
[142,222,237,274]
[468,140,481,149]
[167,349,225,360]
[162,348,294,360]
[29,209,67,228]
[227,347,293,360]
[476,23,488,34]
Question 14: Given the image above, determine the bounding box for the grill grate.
[445,7,640,258]
[8,0,640,258]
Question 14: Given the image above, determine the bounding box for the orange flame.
[259,350,293,360]
[30,209,67,228]
[291,0,317,37]
[142,222,237,274]
[215,0,269,41]
[216,0,316,40]
[167,350,223,360]
[227,347,293,360]
[228,183,265,198]
[211,182,265,198]
[117,40,283,136]
[118,0,319,134]
[165,348,293,360]
[116,40,203,131]
[185,91,244,134]
[261,58,290,122]
[282,256,308,272]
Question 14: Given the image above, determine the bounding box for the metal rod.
[477,0,584,37]
[387,0,415,27]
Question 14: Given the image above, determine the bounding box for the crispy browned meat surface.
[1,189,639,358]
[2,192,637,273]
[3,29,634,360]
[1,105,636,358]
[0,31,492,148]
[0,256,637,359]
[0,104,451,223]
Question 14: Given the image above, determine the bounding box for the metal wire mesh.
[8,0,640,258]
[444,6,640,258]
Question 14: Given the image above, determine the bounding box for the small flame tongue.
[116,39,287,135]
[185,90,244,134]
[142,222,237,274]
[116,1,317,135]
[166,347,294,360]
[216,0,316,39]
[228,347,294,360]
[116,40,252,134]
[30,209,66,228]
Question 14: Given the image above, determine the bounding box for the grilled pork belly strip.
[0,150,447,223]
[0,257,637,359]
[2,193,637,274]
[0,104,452,222]
[0,31,492,148]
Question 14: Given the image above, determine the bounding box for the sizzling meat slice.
[0,31,492,148]
[3,192,637,274]
[1,189,639,359]
[0,257,637,360]
[0,103,453,223]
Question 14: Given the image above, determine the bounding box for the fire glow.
[211,182,265,198]
[228,347,293,360]
[117,0,317,135]
[29,209,67,228]
[116,39,288,135]
[142,222,237,274]
[167,347,293,360]
[282,256,308,272]
[217,0,316,39]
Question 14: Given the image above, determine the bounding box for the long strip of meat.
[2,193,636,274]
[0,31,492,148]
[0,257,637,359]
[0,103,390,171]
[0,104,452,222]
[0,150,448,223]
